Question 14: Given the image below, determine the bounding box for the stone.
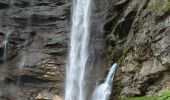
[107,0,170,97]
[0,1,8,9]
[35,93,48,100]
[0,0,69,99]
[35,92,62,100]
[121,86,141,96]
[53,95,62,100]
[122,63,136,73]
[139,58,167,77]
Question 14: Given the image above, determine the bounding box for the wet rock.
[12,4,70,27]
[0,1,8,9]
[114,0,130,7]
[0,0,69,99]
[106,34,116,45]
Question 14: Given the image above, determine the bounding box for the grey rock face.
[105,0,170,98]
[0,0,70,99]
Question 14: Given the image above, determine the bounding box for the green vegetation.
[160,1,170,11]
[120,90,170,100]
[114,42,132,66]
[117,56,124,66]
[107,41,132,66]
[107,45,115,58]
[159,90,170,100]
[148,0,161,11]
[117,38,126,44]
[149,0,170,12]
[123,43,132,55]
[121,96,158,100]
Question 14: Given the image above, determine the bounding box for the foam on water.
[92,63,117,100]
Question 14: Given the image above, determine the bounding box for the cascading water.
[92,63,117,100]
[0,31,10,97]
[65,0,91,100]
[0,0,13,96]
[2,0,13,62]
[2,35,9,62]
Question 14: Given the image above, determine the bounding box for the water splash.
[65,0,92,100]
[92,63,117,100]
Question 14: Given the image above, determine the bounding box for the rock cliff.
[0,0,170,99]
[0,0,70,99]
[105,0,170,98]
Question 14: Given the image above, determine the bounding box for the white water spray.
[65,0,91,100]
[92,63,117,100]
[3,40,8,62]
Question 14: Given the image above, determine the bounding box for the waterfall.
[2,35,9,62]
[2,28,12,63]
[0,0,13,96]
[92,63,117,100]
[2,0,13,62]
[65,0,91,100]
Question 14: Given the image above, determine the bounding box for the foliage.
[123,43,132,55]
[148,0,161,11]
[160,1,170,11]
[120,90,170,100]
[127,97,158,100]
[117,38,126,44]
[117,57,123,66]
[106,38,132,66]
[107,45,115,58]
[158,90,170,100]
[149,0,170,12]
[120,96,158,100]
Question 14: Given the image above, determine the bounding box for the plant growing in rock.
[120,90,170,100]
[107,45,115,59]
[123,43,132,55]
[160,1,170,11]
[148,0,161,11]
[120,96,158,100]
[158,90,170,100]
